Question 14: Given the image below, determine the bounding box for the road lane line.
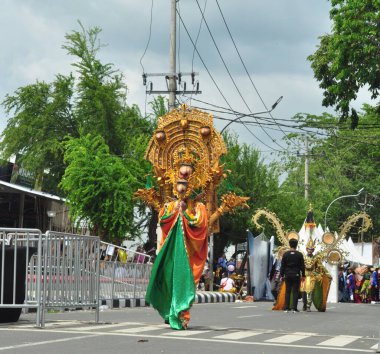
[0,334,100,351]
[73,321,145,331]
[163,330,211,336]
[213,331,262,340]
[266,334,310,343]
[317,335,362,347]
[115,325,164,333]
[0,328,374,352]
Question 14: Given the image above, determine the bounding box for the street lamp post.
[324,188,364,231]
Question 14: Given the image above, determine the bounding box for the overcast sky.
[0,0,372,158]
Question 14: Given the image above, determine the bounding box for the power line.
[215,0,291,145]
[139,0,154,73]
[191,0,208,73]
[177,9,282,152]
[194,0,285,150]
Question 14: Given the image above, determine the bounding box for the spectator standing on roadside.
[370,267,378,303]
[346,268,355,302]
[217,253,227,272]
[338,268,347,302]
[280,239,305,313]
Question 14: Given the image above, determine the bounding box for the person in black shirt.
[280,238,305,313]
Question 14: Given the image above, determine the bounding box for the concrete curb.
[100,298,146,308]
[101,292,236,309]
[195,291,237,304]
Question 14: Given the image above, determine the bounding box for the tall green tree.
[1,75,76,191]
[308,0,380,122]
[0,23,153,240]
[213,133,282,256]
[279,105,380,240]
[60,134,144,241]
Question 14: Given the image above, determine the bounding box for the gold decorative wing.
[319,211,373,264]
[252,208,287,246]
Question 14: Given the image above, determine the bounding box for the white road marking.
[293,331,318,336]
[115,325,164,333]
[0,334,100,351]
[0,324,374,352]
[370,343,380,350]
[266,334,310,343]
[237,314,262,318]
[317,335,362,347]
[163,330,211,336]
[213,331,262,340]
[233,305,257,308]
[3,321,79,329]
[73,321,145,331]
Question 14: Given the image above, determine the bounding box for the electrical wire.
[215,0,291,146]
[191,0,208,73]
[139,0,154,73]
[194,0,286,150]
[187,98,380,144]
[177,9,282,151]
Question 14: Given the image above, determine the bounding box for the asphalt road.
[0,301,379,354]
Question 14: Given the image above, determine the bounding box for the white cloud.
[0,0,374,153]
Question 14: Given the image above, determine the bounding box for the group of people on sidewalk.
[341,266,379,303]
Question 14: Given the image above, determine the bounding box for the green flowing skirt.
[312,275,331,312]
[145,217,195,329]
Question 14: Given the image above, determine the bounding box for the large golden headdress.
[144,104,226,200]
[135,104,249,232]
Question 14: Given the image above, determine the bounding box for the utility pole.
[168,0,177,110]
[297,136,325,201]
[142,0,201,110]
[304,136,309,201]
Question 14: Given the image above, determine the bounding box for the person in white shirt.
[219,272,236,293]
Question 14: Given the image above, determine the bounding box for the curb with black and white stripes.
[101,291,236,309]
[195,291,237,304]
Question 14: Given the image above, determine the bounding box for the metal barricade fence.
[1,229,153,325]
[39,231,100,326]
[0,229,42,326]
[0,229,100,327]
[99,242,152,305]
[99,261,152,304]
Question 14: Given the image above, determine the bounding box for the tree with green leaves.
[1,75,77,191]
[60,134,144,241]
[0,23,153,241]
[308,0,380,124]
[213,133,282,256]
[279,104,380,240]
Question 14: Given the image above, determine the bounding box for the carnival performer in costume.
[145,183,208,329]
[301,235,331,312]
[300,208,332,312]
[135,105,249,329]
[254,206,372,312]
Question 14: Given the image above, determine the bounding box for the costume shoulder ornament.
[319,211,373,265]
[135,104,249,232]
[252,208,299,258]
